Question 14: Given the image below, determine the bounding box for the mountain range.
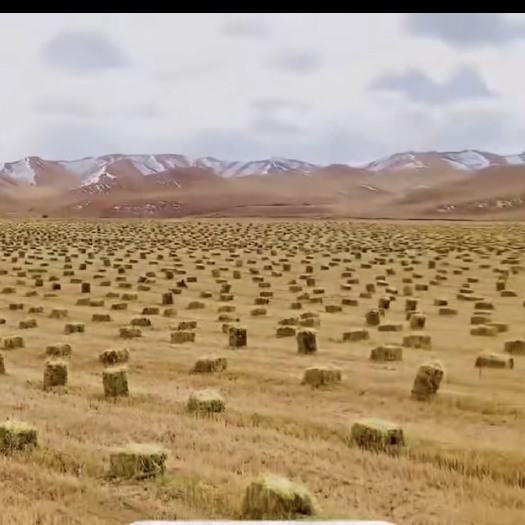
[2,148,525,220]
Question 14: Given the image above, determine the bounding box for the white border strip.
[129,522,398,525]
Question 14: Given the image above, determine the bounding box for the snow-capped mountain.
[59,154,320,184]
[366,150,525,172]
[0,149,525,189]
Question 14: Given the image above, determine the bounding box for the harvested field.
[0,217,525,525]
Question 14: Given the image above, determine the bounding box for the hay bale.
[471,314,491,325]
[487,322,509,333]
[28,306,44,314]
[409,313,426,330]
[19,319,38,329]
[163,307,177,317]
[43,359,68,389]
[177,320,197,330]
[301,366,342,388]
[187,388,225,413]
[370,344,403,362]
[475,300,494,310]
[365,309,381,326]
[297,329,317,354]
[229,326,247,348]
[219,313,239,323]
[109,443,167,479]
[161,292,173,305]
[99,348,130,366]
[241,474,318,519]
[45,343,72,358]
[187,301,205,310]
[4,336,24,350]
[470,325,498,337]
[0,420,38,453]
[142,307,160,315]
[191,356,227,374]
[64,323,85,335]
[102,366,129,397]
[504,339,525,356]
[378,296,391,309]
[131,317,152,327]
[251,307,267,316]
[0,353,5,375]
[405,298,419,312]
[411,360,444,400]
[402,334,432,349]
[378,323,403,332]
[342,329,370,342]
[92,313,112,323]
[475,352,514,369]
[351,418,405,451]
[119,327,142,339]
[276,326,296,337]
[170,330,195,344]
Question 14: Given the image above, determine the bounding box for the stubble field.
[0,218,525,525]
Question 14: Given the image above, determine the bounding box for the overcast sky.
[2,13,525,165]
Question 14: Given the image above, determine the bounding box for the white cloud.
[0,13,524,163]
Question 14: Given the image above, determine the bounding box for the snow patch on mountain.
[0,157,36,183]
[441,151,491,171]
[505,154,525,165]
[367,153,428,171]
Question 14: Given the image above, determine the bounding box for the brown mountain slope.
[390,165,525,219]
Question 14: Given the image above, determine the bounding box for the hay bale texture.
[301,366,342,388]
[411,360,445,400]
[191,356,227,374]
[188,388,225,413]
[241,474,318,519]
[43,359,68,389]
[475,352,514,369]
[297,329,317,354]
[229,326,247,348]
[109,443,168,479]
[0,420,38,453]
[103,366,129,397]
[351,417,405,451]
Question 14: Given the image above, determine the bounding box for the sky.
[2,12,525,165]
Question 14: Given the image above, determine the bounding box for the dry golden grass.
[0,218,525,524]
